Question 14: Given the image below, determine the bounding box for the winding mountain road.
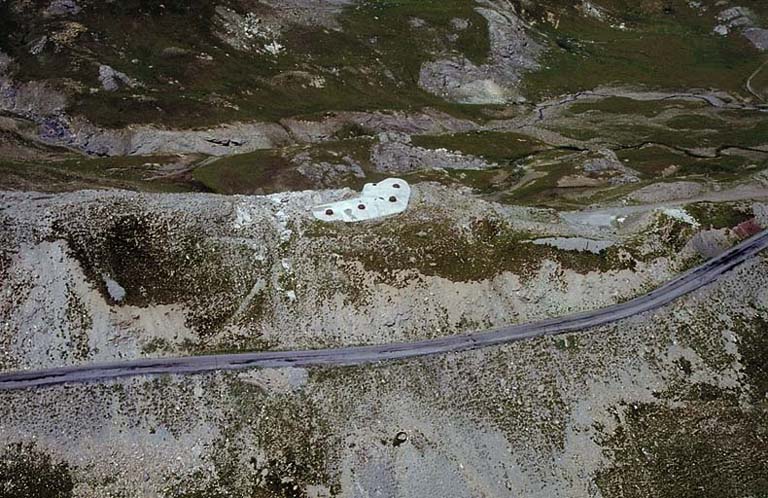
[2,230,767,391]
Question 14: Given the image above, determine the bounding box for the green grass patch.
[615,145,759,179]
[0,155,202,193]
[567,97,705,118]
[685,201,753,229]
[665,114,726,130]
[193,149,312,194]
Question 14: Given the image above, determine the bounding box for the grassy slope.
[522,0,763,100]
[0,156,204,193]
[0,0,493,128]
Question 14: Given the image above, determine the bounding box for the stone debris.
[743,28,768,50]
[312,178,410,222]
[660,207,700,228]
[753,202,768,227]
[450,18,470,30]
[0,51,11,75]
[529,237,616,254]
[689,229,731,258]
[580,1,609,21]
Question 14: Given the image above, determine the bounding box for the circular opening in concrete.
[357,204,366,210]
[325,209,334,215]
[393,431,408,447]
[389,196,397,202]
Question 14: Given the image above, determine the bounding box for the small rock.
[98,64,139,92]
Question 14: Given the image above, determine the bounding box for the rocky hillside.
[0,0,766,155]
[1,186,768,497]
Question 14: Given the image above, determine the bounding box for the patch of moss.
[53,202,261,337]
[553,335,580,352]
[737,314,768,402]
[665,114,726,130]
[567,97,704,118]
[316,214,635,283]
[596,397,768,498]
[685,201,753,229]
[0,442,75,498]
[615,145,755,178]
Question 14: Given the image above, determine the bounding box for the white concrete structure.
[312,178,411,223]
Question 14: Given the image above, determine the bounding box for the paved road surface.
[2,230,767,391]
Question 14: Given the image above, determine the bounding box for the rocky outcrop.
[282,109,478,143]
[582,149,640,185]
[371,131,495,173]
[419,1,542,104]
[213,6,284,55]
[714,7,768,51]
[259,0,354,29]
[0,77,68,118]
[293,152,366,187]
[744,27,768,51]
[44,0,81,17]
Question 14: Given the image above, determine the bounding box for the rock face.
[44,0,81,17]
[714,6,768,50]
[0,78,68,118]
[371,132,495,173]
[744,27,768,50]
[419,1,541,104]
[33,115,293,156]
